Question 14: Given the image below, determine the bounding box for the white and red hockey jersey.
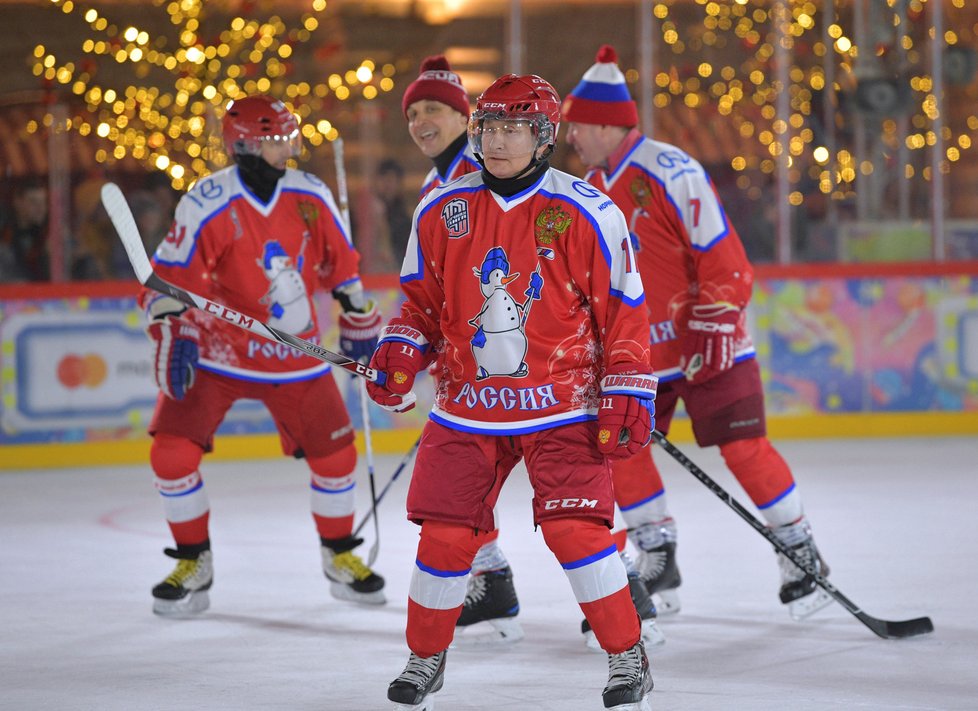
[419,142,481,199]
[584,132,755,381]
[142,166,362,383]
[398,166,652,435]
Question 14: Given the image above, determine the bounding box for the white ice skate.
[322,546,386,605]
[151,548,213,618]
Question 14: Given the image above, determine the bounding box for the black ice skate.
[635,541,682,615]
[388,650,446,711]
[602,640,653,711]
[777,537,833,620]
[582,574,665,652]
[452,566,523,646]
[152,545,213,617]
[321,536,386,605]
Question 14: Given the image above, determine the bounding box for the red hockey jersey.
[142,166,361,383]
[398,166,652,435]
[584,132,755,381]
[419,142,481,199]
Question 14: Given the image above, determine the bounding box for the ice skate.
[321,544,386,605]
[151,547,213,617]
[452,567,523,646]
[777,537,833,621]
[602,640,653,711]
[583,574,665,652]
[634,541,682,615]
[388,650,446,710]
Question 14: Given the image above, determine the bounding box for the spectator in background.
[375,158,412,262]
[129,189,170,256]
[0,176,49,282]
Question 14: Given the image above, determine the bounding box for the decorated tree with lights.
[32,0,398,191]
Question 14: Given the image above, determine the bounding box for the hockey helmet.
[222,95,301,158]
[468,74,561,157]
[477,247,511,284]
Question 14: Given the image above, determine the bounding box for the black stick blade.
[859,613,934,639]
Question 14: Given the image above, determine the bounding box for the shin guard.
[407,521,487,658]
[541,518,638,654]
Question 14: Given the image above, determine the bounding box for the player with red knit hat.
[402,55,481,198]
[564,44,834,623]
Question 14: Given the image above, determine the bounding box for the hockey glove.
[680,303,740,384]
[338,300,382,364]
[366,320,429,413]
[597,364,658,460]
[146,314,201,401]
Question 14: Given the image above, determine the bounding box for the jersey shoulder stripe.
[622,138,732,251]
[541,169,644,307]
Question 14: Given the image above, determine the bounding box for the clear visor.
[233,130,302,158]
[467,112,554,156]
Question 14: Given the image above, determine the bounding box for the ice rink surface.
[1,436,975,711]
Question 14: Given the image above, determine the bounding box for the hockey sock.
[540,518,639,654]
[150,433,209,546]
[720,437,804,527]
[308,446,358,540]
[407,521,487,658]
[613,446,672,530]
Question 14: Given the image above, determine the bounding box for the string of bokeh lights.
[631,0,975,205]
[24,0,976,202]
[27,0,396,191]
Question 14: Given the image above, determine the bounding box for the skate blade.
[606,694,652,711]
[653,588,681,616]
[641,618,666,647]
[329,582,386,606]
[788,588,834,621]
[450,617,524,648]
[584,618,665,654]
[391,698,436,711]
[152,590,210,618]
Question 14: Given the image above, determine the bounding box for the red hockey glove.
[597,364,658,460]
[680,303,740,384]
[339,300,382,364]
[366,320,429,413]
[146,314,200,401]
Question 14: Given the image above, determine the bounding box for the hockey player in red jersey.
[140,95,386,616]
[402,54,525,645]
[563,45,832,622]
[371,73,655,711]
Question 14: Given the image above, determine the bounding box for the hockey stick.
[651,431,934,640]
[352,435,421,538]
[100,182,415,409]
[332,137,382,566]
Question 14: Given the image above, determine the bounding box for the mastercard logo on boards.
[57,353,108,389]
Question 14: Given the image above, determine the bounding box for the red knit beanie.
[562,44,638,127]
[401,55,471,118]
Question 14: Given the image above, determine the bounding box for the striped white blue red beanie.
[562,44,638,127]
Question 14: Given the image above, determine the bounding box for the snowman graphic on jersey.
[467,247,543,381]
[257,241,312,334]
